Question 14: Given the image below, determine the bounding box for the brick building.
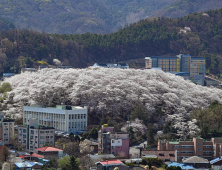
[158,137,222,162]
[98,124,129,157]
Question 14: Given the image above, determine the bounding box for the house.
[109,165,144,170]
[35,146,63,159]
[96,159,124,170]
[98,124,129,157]
[15,161,43,170]
[210,156,222,170]
[182,156,209,169]
[23,105,88,133]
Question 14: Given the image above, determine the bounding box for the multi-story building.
[0,119,14,145]
[98,124,129,157]
[145,57,179,72]
[18,118,55,153]
[23,105,88,133]
[93,63,129,69]
[158,137,222,162]
[145,54,207,85]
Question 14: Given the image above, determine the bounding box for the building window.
[40,136,44,139]
[197,143,201,145]
[112,146,115,149]
[112,140,115,143]
[197,149,201,151]
[181,145,194,148]
[40,131,44,133]
[40,141,44,144]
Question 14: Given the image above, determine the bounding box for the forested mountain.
[0,18,15,31]
[1,0,222,34]
[1,9,222,77]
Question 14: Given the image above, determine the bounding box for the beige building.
[158,137,222,162]
[0,119,14,145]
[18,118,55,153]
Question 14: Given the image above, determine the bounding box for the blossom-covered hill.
[1,68,222,123]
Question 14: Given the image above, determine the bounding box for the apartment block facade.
[18,118,55,153]
[145,55,206,76]
[98,124,130,157]
[23,105,88,133]
[158,137,222,162]
[0,119,14,145]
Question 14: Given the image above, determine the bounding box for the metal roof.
[168,162,195,169]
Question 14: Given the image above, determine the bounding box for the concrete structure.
[157,137,222,162]
[98,124,129,157]
[18,118,55,153]
[93,63,129,69]
[23,105,88,133]
[0,112,14,145]
[21,68,37,73]
[141,150,176,162]
[145,54,207,85]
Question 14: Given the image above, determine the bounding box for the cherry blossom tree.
[1,67,222,138]
[121,119,148,136]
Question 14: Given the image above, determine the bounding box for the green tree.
[70,156,80,170]
[147,126,155,146]
[0,82,12,93]
[131,100,149,125]
[88,128,98,139]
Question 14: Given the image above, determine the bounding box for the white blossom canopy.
[1,67,222,121]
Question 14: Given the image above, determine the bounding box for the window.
[203,145,213,148]
[23,129,27,133]
[40,131,44,133]
[112,146,115,149]
[40,136,44,139]
[50,136,53,138]
[174,145,179,149]
[181,151,193,154]
[40,141,44,144]
[181,145,193,148]
[203,151,213,154]
[50,131,53,133]
[4,123,8,125]
[197,149,201,151]
[197,143,201,145]
[112,140,115,143]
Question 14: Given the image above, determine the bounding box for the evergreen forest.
[1,9,222,77]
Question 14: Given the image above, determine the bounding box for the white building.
[23,105,88,133]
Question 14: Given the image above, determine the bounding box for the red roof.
[31,153,44,158]
[35,146,63,152]
[99,159,123,166]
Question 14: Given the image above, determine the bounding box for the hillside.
[1,0,222,34]
[0,18,15,31]
[154,0,222,18]
[1,9,222,77]
[2,68,222,127]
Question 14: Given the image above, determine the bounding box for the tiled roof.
[183,156,209,163]
[31,153,44,158]
[36,146,63,152]
[98,159,123,166]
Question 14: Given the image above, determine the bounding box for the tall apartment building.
[23,105,88,133]
[98,124,129,157]
[0,119,15,145]
[158,137,222,162]
[145,55,206,75]
[18,118,55,153]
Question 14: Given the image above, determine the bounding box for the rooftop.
[25,105,86,110]
[97,159,124,166]
[31,153,44,158]
[168,162,195,169]
[2,119,14,122]
[183,156,209,163]
[36,146,63,152]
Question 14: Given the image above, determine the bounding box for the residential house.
[98,124,129,157]
[210,156,222,170]
[35,146,63,159]
[182,156,209,169]
[96,159,124,170]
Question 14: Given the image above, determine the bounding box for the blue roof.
[191,57,206,60]
[168,162,195,170]
[210,156,222,164]
[15,162,33,168]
